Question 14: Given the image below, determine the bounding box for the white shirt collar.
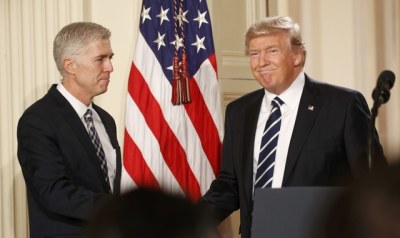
[263,71,305,113]
[56,83,93,119]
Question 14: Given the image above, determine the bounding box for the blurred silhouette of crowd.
[85,188,218,238]
[325,162,400,238]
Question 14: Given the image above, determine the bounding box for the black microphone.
[372,70,395,104]
[368,70,395,171]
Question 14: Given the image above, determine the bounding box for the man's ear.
[294,54,303,67]
[63,58,75,75]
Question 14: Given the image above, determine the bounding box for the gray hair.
[245,16,306,66]
[53,22,111,76]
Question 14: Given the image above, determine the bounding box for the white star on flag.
[191,34,206,52]
[156,7,170,25]
[170,34,184,50]
[177,9,189,26]
[154,32,166,50]
[141,6,151,23]
[193,10,209,28]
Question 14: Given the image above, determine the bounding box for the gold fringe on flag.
[171,0,191,105]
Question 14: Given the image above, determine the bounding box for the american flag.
[123,0,223,201]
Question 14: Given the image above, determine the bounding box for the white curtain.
[0,1,83,237]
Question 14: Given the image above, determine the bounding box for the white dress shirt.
[253,72,305,189]
[57,83,116,192]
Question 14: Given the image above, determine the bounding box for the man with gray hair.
[17,22,121,238]
[201,16,386,238]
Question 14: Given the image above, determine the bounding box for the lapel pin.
[308,105,314,111]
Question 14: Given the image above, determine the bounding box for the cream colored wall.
[1,0,399,237]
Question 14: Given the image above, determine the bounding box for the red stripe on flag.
[127,63,201,200]
[123,129,160,189]
[184,77,221,176]
[209,53,218,74]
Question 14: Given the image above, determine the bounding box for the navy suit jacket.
[201,75,385,238]
[17,84,122,238]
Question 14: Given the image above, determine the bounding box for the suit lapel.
[283,76,321,185]
[49,86,112,192]
[241,90,264,208]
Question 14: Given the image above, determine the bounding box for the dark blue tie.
[255,97,284,189]
[84,109,111,192]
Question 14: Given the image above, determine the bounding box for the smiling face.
[248,31,302,95]
[63,39,114,105]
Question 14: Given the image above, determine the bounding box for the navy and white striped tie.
[255,97,284,189]
[84,109,111,193]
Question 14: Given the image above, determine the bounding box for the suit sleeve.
[200,103,240,222]
[17,111,112,221]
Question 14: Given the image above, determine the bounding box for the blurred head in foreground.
[86,188,218,238]
[325,163,400,238]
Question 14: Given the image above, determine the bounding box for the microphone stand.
[368,98,381,172]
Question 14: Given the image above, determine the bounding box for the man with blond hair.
[201,16,385,238]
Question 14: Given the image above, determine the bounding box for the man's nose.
[258,51,270,66]
[104,59,113,72]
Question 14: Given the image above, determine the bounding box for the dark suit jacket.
[201,75,385,238]
[17,84,122,238]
